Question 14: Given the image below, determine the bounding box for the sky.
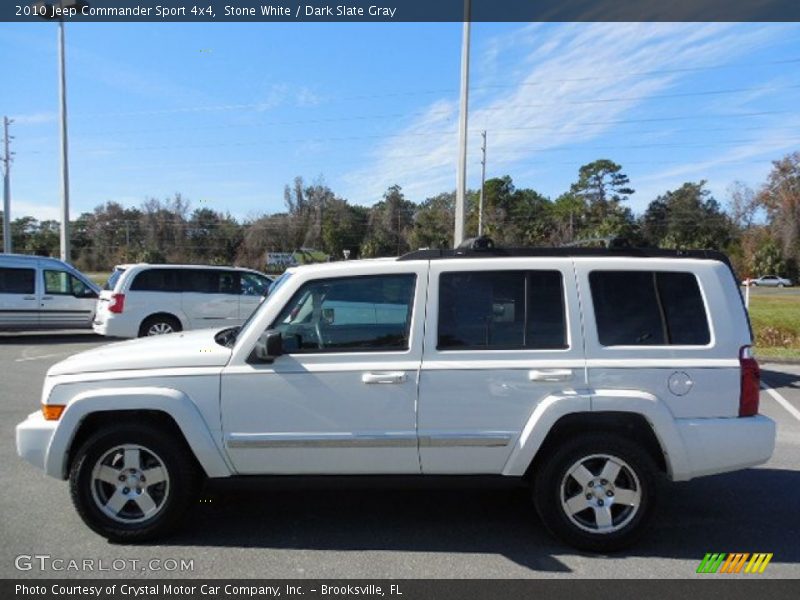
[1,21,799,223]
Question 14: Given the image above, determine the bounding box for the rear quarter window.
[129,269,183,292]
[589,270,710,346]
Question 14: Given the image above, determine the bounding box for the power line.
[39,57,800,121]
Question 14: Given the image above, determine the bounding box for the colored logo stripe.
[745,553,773,574]
[697,553,773,574]
[697,553,726,573]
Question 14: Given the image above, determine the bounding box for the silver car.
[749,275,793,287]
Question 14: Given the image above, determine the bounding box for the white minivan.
[93,264,274,338]
[0,254,100,331]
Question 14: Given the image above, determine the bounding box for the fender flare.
[502,392,591,476]
[45,386,233,480]
[501,389,692,481]
[589,390,691,481]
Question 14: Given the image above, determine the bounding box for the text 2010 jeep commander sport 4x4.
[16,242,775,551]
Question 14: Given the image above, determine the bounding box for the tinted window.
[0,267,35,294]
[271,274,416,352]
[590,271,710,346]
[182,269,240,294]
[438,270,566,350]
[130,269,183,292]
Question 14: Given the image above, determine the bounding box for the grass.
[86,272,109,287]
[747,290,800,361]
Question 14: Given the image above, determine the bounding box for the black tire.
[138,314,182,337]
[69,423,201,543]
[532,434,657,552]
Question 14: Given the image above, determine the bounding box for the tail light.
[108,293,125,314]
[739,345,760,417]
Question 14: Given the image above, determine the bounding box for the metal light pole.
[57,0,71,262]
[2,116,12,253]
[35,0,82,261]
[454,0,471,247]
[478,130,486,236]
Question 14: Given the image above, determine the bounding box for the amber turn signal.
[42,405,66,421]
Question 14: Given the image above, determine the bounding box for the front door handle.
[529,369,573,382]
[23,296,36,300]
[41,296,53,300]
[362,372,407,384]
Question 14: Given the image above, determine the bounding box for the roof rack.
[560,236,632,249]
[398,236,732,267]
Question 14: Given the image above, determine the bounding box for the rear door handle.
[41,296,53,300]
[362,372,407,384]
[529,369,573,382]
[23,296,36,300]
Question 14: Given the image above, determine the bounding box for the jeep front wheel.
[69,424,200,542]
[533,434,656,552]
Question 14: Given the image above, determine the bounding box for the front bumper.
[15,410,58,473]
[675,414,776,480]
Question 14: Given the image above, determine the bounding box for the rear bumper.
[15,411,58,474]
[674,415,775,480]
[93,316,136,338]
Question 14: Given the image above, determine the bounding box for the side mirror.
[248,329,283,364]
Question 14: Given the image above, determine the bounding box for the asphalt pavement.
[1,332,799,579]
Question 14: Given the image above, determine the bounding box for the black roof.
[398,245,732,265]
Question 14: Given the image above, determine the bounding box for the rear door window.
[0,267,35,294]
[438,270,567,350]
[589,271,710,346]
[183,270,240,294]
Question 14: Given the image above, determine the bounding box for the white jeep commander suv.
[16,240,775,551]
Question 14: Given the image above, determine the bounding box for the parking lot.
[1,332,799,579]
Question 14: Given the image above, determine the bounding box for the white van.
[93,264,274,338]
[0,254,100,331]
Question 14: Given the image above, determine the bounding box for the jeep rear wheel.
[533,434,656,552]
[69,424,200,542]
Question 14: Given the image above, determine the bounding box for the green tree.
[757,152,800,277]
[410,192,454,250]
[362,185,416,257]
[566,160,636,240]
[752,238,785,277]
[641,181,733,250]
[321,199,369,258]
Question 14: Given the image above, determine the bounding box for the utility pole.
[58,1,71,262]
[2,116,13,254]
[454,0,471,247]
[478,130,486,237]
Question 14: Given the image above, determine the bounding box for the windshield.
[217,271,292,347]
